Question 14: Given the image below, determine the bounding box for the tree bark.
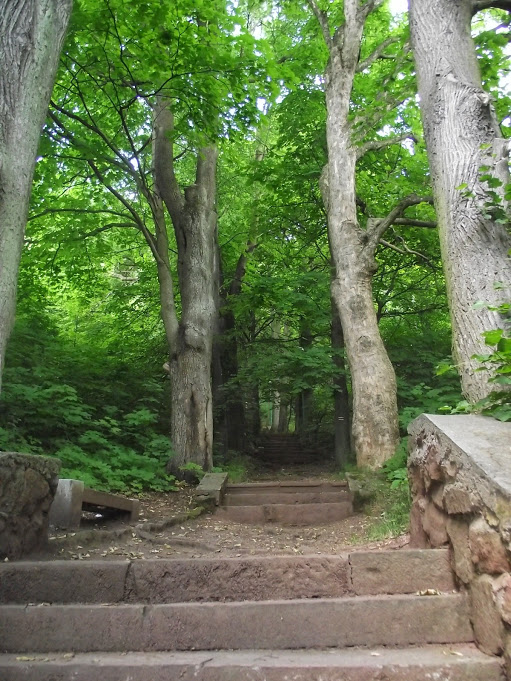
[0,0,72,391]
[331,298,352,467]
[409,0,511,402]
[319,4,400,468]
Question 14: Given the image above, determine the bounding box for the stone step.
[224,491,351,506]
[0,550,455,604]
[215,500,353,525]
[226,481,349,492]
[0,593,472,653]
[0,645,502,681]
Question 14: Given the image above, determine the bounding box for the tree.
[33,0,265,471]
[409,0,511,402]
[307,0,430,467]
[0,0,72,392]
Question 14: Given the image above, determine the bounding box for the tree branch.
[357,36,399,72]
[356,133,416,159]
[366,194,434,251]
[379,237,432,265]
[472,0,511,13]
[152,96,185,226]
[306,0,333,49]
[358,0,386,22]
[393,218,437,229]
[29,207,132,221]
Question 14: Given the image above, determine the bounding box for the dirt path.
[37,481,409,562]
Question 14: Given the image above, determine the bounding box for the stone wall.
[0,452,60,560]
[408,414,511,671]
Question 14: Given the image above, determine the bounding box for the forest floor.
[35,462,410,562]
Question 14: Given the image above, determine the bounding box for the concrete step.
[0,645,502,681]
[215,500,353,525]
[0,593,472,653]
[0,550,456,604]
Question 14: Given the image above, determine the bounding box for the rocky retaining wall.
[408,414,511,672]
[0,452,60,560]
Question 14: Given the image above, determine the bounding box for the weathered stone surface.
[470,517,510,575]
[350,548,455,595]
[422,500,449,547]
[447,516,473,584]
[443,485,476,515]
[127,555,350,603]
[493,572,511,625]
[470,574,505,655]
[0,452,60,560]
[0,594,472,653]
[195,473,228,506]
[0,561,129,604]
[0,646,502,681]
[409,498,429,548]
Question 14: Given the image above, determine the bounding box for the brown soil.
[38,483,409,563]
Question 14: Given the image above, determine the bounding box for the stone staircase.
[256,433,323,466]
[0,548,503,679]
[216,480,353,525]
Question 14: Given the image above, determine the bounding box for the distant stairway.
[216,480,353,525]
[0,548,503,680]
[256,433,325,466]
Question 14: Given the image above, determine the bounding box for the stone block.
[469,516,510,575]
[409,498,429,548]
[422,499,448,547]
[470,574,505,655]
[493,572,511,625]
[447,517,473,584]
[49,479,85,529]
[0,452,60,559]
[443,484,475,515]
[195,472,228,506]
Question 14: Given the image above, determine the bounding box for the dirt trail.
[35,463,409,562]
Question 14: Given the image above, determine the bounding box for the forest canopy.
[0,0,509,492]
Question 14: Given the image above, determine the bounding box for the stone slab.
[82,488,140,521]
[0,561,129,604]
[409,414,511,498]
[0,594,472,652]
[224,491,351,506]
[350,548,455,595]
[215,501,353,525]
[126,555,350,603]
[195,473,228,505]
[0,645,502,681]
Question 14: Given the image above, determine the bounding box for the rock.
[447,516,473,584]
[422,499,448,547]
[443,485,475,515]
[0,452,60,560]
[493,573,511,625]
[470,574,505,655]
[469,517,510,575]
[409,497,429,548]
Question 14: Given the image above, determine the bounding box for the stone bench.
[49,479,140,529]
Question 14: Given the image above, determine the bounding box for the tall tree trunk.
[409,0,511,401]
[331,298,352,467]
[322,19,400,468]
[153,99,218,472]
[0,0,72,391]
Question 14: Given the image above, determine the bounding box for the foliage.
[0,314,176,493]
